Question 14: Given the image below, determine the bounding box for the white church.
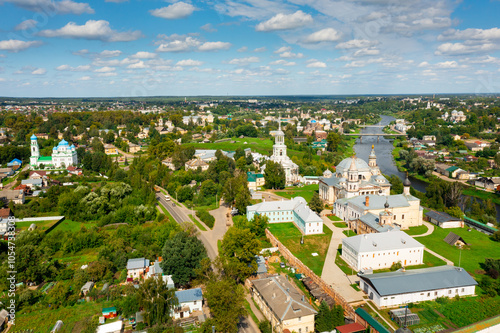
[261,119,299,185]
[30,134,78,169]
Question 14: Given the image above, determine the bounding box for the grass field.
[405,224,429,236]
[335,245,353,275]
[333,222,347,228]
[343,229,356,237]
[53,219,95,232]
[16,219,60,232]
[157,203,176,223]
[15,300,113,333]
[417,226,500,277]
[185,137,275,156]
[273,184,319,202]
[54,248,99,267]
[327,215,343,222]
[267,222,332,276]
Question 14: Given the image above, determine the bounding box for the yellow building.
[104,144,118,155]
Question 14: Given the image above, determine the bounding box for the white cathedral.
[319,146,391,205]
[30,134,78,169]
[261,119,299,185]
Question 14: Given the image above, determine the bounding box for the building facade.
[319,147,391,205]
[30,135,78,169]
[341,230,424,271]
[247,197,323,235]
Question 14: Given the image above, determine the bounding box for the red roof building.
[336,322,366,333]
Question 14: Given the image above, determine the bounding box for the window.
[448,290,452,294]
[435,291,438,296]
[306,327,308,333]
[427,293,430,297]
[299,329,302,333]
[194,301,197,305]
[298,317,302,322]
[461,288,464,292]
[402,214,405,219]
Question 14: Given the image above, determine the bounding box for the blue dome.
[53,146,57,150]
[58,139,69,146]
[30,134,37,140]
[70,144,75,149]
[311,120,317,123]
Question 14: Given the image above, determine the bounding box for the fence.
[265,229,356,319]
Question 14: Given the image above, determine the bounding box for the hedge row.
[196,210,215,229]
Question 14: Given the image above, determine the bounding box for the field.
[405,224,429,236]
[327,215,343,222]
[53,219,95,232]
[416,226,500,277]
[16,219,60,232]
[185,137,275,156]
[267,222,332,276]
[273,184,319,202]
[14,299,113,333]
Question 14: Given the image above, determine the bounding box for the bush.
[196,210,215,229]
[390,261,402,271]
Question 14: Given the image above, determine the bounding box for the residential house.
[128,143,141,153]
[81,281,94,296]
[0,168,14,178]
[29,170,48,179]
[104,144,118,155]
[341,230,424,271]
[464,142,482,152]
[474,177,500,191]
[162,158,175,170]
[126,258,150,280]
[7,158,22,170]
[34,133,49,139]
[250,275,317,333]
[452,135,462,141]
[359,266,477,308]
[173,288,203,319]
[247,171,265,191]
[422,135,436,141]
[145,259,175,288]
[0,190,25,204]
[102,307,117,319]
[67,166,83,176]
[21,178,43,190]
[185,158,209,172]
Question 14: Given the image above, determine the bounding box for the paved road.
[238,315,260,333]
[319,211,365,304]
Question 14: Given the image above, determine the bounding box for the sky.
[1,0,500,97]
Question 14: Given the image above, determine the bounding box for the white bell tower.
[30,134,39,167]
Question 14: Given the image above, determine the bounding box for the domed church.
[319,146,391,205]
[29,134,78,169]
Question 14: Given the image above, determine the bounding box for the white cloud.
[156,36,201,52]
[418,61,429,68]
[39,20,142,42]
[307,61,326,68]
[254,47,266,52]
[15,19,37,31]
[438,28,500,41]
[435,61,458,69]
[435,42,498,55]
[274,46,291,53]
[131,51,157,59]
[201,23,216,32]
[339,74,352,79]
[97,72,117,77]
[94,66,115,73]
[237,46,248,52]
[0,39,41,52]
[100,50,122,57]
[176,59,203,66]
[127,61,147,69]
[353,48,380,57]
[32,68,46,75]
[198,41,231,51]
[280,51,304,59]
[150,2,197,19]
[344,58,384,68]
[255,10,313,32]
[79,76,91,80]
[269,60,296,66]
[228,56,260,65]
[303,28,341,43]
[4,0,94,14]
[56,64,91,71]
[336,39,376,49]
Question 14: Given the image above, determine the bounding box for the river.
[352,115,500,221]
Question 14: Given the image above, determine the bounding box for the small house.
[7,159,22,170]
[174,288,203,319]
[444,232,468,247]
[102,307,117,319]
[425,210,463,228]
[126,258,149,280]
[21,178,43,190]
[185,158,209,172]
[128,143,141,153]
[104,144,118,155]
[81,281,94,296]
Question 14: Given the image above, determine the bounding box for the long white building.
[246,197,323,235]
[359,266,477,308]
[341,230,424,271]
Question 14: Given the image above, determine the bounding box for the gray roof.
[359,266,477,297]
[336,156,370,173]
[21,179,43,186]
[127,258,149,270]
[175,288,203,304]
[343,230,423,253]
[255,255,267,274]
[81,281,94,291]
[337,194,419,212]
[252,275,317,321]
[425,210,461,223]
[444,232,468,246]
[247,197,322,224]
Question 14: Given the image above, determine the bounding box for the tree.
[137,277,178,327]
[220,227,261,282]
[326,132,341,152]
[204,277,246,333]
[308,192,323,214]
[315,301,333,333]
[264,160,285,189]
[445,206,463,219]
[160,231,207,286]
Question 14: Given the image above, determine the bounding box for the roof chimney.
[365,196,369,206]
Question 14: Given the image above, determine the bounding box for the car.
[280,262,285,268]
[165,195,170,201]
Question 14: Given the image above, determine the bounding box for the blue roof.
[58,139,69,146]
[30,134,37,140]
[8,158,22,165]
[175,288,203,303]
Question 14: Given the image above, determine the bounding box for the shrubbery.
[196,210,215,229]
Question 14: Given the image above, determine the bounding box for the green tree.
[308,192,323,214]
[204,277,247,333]
[220,227,261,282]
[137,277,178,327]
[326,132,341,152]
[160,231,207,286]
[264,160,285,189]
[445,206,463,219]
[315,301,333,333]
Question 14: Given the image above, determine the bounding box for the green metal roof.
[38,156,52,161]
[102,307,117,314]
[355,308,391,333]
[446,166,460,172]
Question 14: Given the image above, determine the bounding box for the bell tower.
[30,134,39,167]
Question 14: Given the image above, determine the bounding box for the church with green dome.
[29,134,78,169]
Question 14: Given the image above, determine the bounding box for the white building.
[30,135,78,169]
[341,230,424,271]
[319,147,391,205]
[247,197,323,235]
[359,266,477,308]
[173,288,203,319]
[126,258,150,280]
[263,118,299,185]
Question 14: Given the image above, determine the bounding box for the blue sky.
[1,0,500,97]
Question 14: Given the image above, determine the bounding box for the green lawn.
[273,184,319,202]
[16,219,60,232]
[267,222,332,276]
[54,219,95,232]
[188,214,207,231]
[157,203,176,223]
[343,229,356,237]
[53,248,99,267]
[185,137,275,156]
[335,245,354,275]
[405,224,429,236]
[333,222,347,228]
[327,215,343,222]
[15,300,114,332]
[417,226,500,277]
